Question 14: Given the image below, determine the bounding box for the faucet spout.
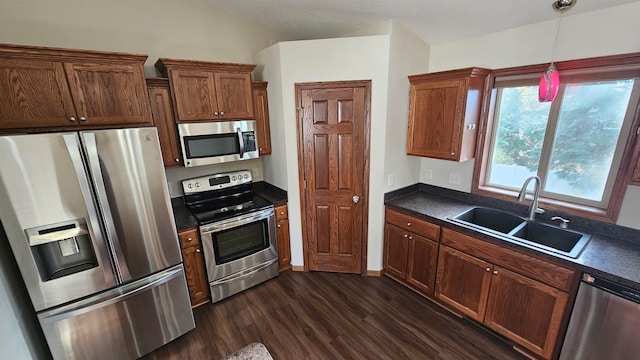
[518,176,543,220]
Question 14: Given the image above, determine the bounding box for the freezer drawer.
[38,265,195,360]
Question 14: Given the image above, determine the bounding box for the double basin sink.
[448,207,591,258]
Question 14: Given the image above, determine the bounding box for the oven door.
[178,121,259,167]
[200,207,277,282]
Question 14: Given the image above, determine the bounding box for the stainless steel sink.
[449,207,590,258]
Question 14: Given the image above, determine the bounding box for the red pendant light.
[539,63,560,102]
[538,0,576,103]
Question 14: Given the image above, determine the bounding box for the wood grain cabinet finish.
[146,78,181,167]
[0,44,152,130]
[155,58,255,122]
[383,208,440,296]
[275,204,291,272]
[437,227,576,359]
[178,228,210,308]
[252,82,272,155]
[406,67,489,161]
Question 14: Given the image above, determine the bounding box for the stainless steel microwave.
[178,120,259,167]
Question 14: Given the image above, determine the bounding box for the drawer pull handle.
[187,237,193,242]
[280,212,285,215]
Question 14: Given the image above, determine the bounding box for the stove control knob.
[195,182,200,188]
[187,183,193,189]
[244,174,249,179]
[232,176,236,181]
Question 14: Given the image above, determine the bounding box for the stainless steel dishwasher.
[560,273,640,359]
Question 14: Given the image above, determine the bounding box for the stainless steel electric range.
[182,170,279,303]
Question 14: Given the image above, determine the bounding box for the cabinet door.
[252,82,272,155]
[64,62,152,126]
[0,58,78,129]
[214,72,254,119]
[169,69,218,121]
[406,234,439,295]
[435,245,492,321]
[147,83,181,167]
[484,266,568,359]
[407,79,465,160]
[276,218,291,271]
[383,223,409,281]
[182,245,210,307]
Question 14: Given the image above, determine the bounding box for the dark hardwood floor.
[143,271,527,360]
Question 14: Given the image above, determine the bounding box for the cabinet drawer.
[385,208,440,241]
[178,228,200,249]
[275,204,288,221]
[441,228,575,292]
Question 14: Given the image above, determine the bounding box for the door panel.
[82,128,182,282]
[299,82,369,273]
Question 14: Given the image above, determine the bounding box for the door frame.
[295,80,372,273]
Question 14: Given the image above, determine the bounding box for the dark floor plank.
[142,271,526,360]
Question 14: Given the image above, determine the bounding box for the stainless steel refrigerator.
[0,128,195,359]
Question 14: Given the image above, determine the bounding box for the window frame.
[472,53,640,223]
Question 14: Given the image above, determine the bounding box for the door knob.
[352,195,360,204]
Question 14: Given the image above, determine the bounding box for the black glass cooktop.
[184,184,273,224]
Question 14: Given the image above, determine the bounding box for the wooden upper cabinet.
[146,78,181,167]
[0,44,152,130]
[155,58,256,122]
[252,82,272,155]
[407,67,489,161]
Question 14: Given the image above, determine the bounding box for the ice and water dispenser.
[25,218,98,281]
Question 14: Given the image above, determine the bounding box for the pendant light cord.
[550,10,565,64]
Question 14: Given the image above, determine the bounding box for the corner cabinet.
[0,44,152,130]
[406,67,489,161]
[383,208,440,296]
[252,82,272,155]
[146,78,182,167]
[275,204,291,271]
[155,58,255,122]
[178,228,210,308]
[436,228,576,359]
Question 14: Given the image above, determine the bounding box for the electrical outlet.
[448,173,461,185]
[425,169,433,180]
[387,174,394,186]
[252,167,259,178]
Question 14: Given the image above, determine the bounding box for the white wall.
[423,2,640,228]
[255,24,430,271]
[256,35,392,270]
[0,0,285,77]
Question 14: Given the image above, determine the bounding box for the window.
[476,59,640,221]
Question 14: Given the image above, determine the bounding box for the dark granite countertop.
[385,184,640,291]
[170,182,287,232]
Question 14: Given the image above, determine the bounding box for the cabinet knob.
[277,224,281,228]
[79,116,87,121]
[280,211,285,215]
[214,111,219,116]
[493,270,498,275]
[175,158,180,163]
[485,267,490,272]
[69,116,77,122]
[220,111,225,116]
[259,147,263,151]
[408,236,413,240]
[407,222,411,226]
[404,234,408,238]
[187,237,193,242]
[450,152,455,156]
[196,249,201,253]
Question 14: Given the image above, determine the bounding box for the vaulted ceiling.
[206,0,640,44]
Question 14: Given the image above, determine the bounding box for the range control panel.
[182,170,252,194]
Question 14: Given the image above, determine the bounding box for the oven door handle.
[237,127,245,159]
[199,208,274,234]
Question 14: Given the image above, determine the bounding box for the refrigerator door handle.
[81,132,132,283]
[39,265,184,324]
[62,134,116,286]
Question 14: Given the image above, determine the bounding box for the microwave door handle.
[237,127,245,158]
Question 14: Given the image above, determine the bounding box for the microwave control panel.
[243,132,257,152]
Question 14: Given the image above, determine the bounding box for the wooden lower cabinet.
[275,204,291,271]
[383,208,440,296]
[178,228,210,307]
[435,246,492,321]
[436,228,575,359]
[484,266,568,359]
